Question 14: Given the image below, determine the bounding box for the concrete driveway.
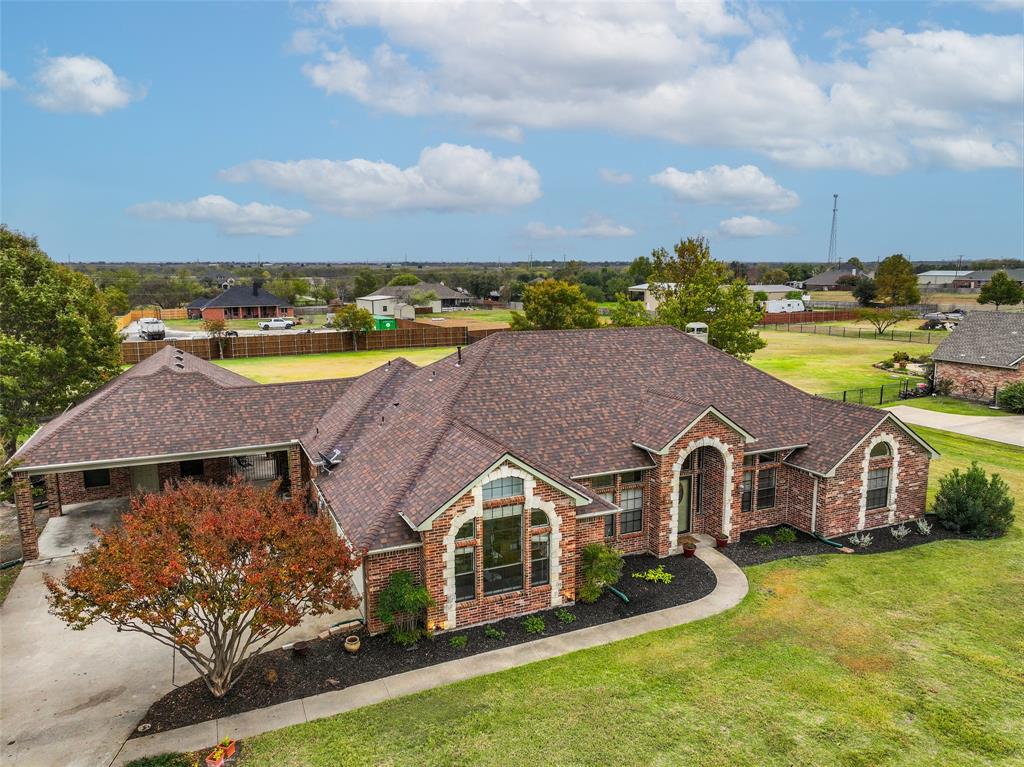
[1,550,361,765]
[37,499,128,560]
[887,405,1024,447]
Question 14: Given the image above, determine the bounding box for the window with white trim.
[741,471,753,513]
[456,520,475,540]
[603,514,615,538]
[619,487,643,533]
[482,503,523,594]
[870,442,891,458]
[454,549,475,601]
[530,509,549,528]
[482,476,524,501]
[866,467,890,510]
[756,467,777,509]
[530,534,549,586]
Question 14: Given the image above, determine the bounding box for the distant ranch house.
[932,311,1024,402]
[357,282,471,317]
[803,262,868,291]
[627,283,804,313]
[951,269,1024,290]
[10,328,936,634]
[186,282,293,321]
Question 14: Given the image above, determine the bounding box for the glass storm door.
[678,476,692,534]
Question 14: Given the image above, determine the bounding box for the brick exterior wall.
[58,467,132,505]
[362,545,425,635]
[13,474,39,560]
[934,360,1023,402]
[816,420,931,538]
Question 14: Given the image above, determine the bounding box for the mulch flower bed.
[725,515,973,568]
[134,551,716,736]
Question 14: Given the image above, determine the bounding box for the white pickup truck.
[258,317,295,331]
[137,317,166,340]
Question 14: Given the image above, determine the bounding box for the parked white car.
[138,317,166,340]
[258,317,295,331]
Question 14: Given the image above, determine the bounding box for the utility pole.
[826,194,839,266]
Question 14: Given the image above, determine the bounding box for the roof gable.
[933,311,1024,369]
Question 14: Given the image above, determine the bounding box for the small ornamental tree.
[874,254,920,305]
[577,543,624,603]
[996,380,1024,413]
[376,570,434,646]
[932,462,1015,538]
[202,317,231,359]
[856,307,916,334]
[45,479,361,698]
[978,270,1024,309]
[852,276,878,306]
[332,304,375,350]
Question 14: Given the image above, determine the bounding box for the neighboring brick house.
[9,327,936,634]
[186,282,293,321]
[932,312,1024,402]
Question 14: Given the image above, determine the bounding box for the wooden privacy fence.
[759,309,860,325]
[115,307,188,331]
[121,326,506,364]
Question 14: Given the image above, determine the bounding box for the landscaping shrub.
[522,615,546,634]
[632,565,673,583]
[848,532,873,548]
[933,462,1015,537]
[555,608,577,624]
[996,381,1024,413]
[890,523,911,541]
[484,625,506,640]
[448,634,468,649]
[578,543,624,603]
[753,533,774,548]
[915,517,933,536]
[934,378,954,396]
[775,527,797,544]
[377,570,434,646]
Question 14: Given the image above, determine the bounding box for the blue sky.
[2,1,1022,264]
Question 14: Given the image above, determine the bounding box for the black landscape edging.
[135,551,717,736]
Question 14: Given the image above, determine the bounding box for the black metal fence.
[232,452,287,483]
[818,379,930,406]
[762,322,946,345]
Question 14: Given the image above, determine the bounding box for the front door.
[678,476,692,534]
[130,464,159,494]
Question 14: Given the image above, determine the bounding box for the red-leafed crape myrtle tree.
[46,478,361,698]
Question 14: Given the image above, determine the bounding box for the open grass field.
[749,330,932,393]
[162,316,328,332]
[213,347,457,384]
[419,309,513,329]
[152,426,1020,767]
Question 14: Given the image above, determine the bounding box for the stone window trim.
[858,433,900,529]
[669,436,735,550]
[442,464,562,628]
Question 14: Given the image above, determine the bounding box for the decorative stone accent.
[858,433,900,529]
[668,435,735,551]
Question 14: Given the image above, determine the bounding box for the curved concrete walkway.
[113,548,748,765]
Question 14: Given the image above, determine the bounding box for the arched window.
[870,442,891,458]
[530,509,549,528]
[482,476,524,501]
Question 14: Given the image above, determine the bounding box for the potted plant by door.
[219,738,236,760]
[714,531,729,549]
[682,541,697,558]
[344,635,361,654]
[205,746,226,767]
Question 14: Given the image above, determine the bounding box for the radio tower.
[826,194,839,266]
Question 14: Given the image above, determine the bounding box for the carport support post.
[287,445,303,493]
[45,473,63,518]
[13,473,39,560]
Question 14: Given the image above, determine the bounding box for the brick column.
[13,474,39,560]
[45,473,63,518]
[287,445,303,493]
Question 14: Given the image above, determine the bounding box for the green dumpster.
[373,316,397,331]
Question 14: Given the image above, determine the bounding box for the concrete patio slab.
[114,547,748,766]
[37,498,129,560]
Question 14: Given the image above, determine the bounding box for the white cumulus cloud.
[717,216,788,238]
[525,218,635,239]
[600,169,634,185]
[651,164,800,211]
[297,2,1023,173]
[31,55,143,115]
[912,135,1021,170]
[128,195,313,237]
[0,70,15,89]
[220,143,541,217]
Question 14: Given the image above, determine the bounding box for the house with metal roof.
[186,281,293,321]
[9,327,936,633]
[951,268,1024,289]
[933,311,1024,401]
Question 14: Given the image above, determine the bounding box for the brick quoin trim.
[816,420,930,539]
[934,360,1024,402]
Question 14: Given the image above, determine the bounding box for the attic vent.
[174,362,185,369]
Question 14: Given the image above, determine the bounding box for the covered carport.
[7,345,352,561]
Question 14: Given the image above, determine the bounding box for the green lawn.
[0,564,21,606]
[213,347,457,383]
[885,396,1013,418]
[162,316,327,332]
[144,427,1018,767]
[422,309,514,324]
[750,330,932,393]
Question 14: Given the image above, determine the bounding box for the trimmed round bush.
[932,462,1015,538]
[996,381,1024,413]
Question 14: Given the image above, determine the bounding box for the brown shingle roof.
[933,311,1024,369]
[12,347,350,470]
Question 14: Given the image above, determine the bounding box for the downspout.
[810,475,844,548]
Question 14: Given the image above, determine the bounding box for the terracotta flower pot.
[344,635,361,654]
[292,640,309,658]
[220,739,236,759]
[205,748,225,767]
[714,534,728,549]
[682,544,696,558]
